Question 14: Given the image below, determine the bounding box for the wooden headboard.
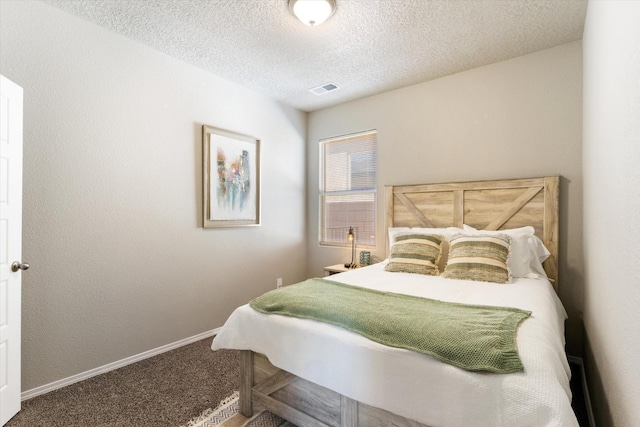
[385,177,560,289]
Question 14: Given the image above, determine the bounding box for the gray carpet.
[6,338,239,427]
[6,338,590,427]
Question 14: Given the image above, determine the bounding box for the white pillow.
[463,225,533,278]
[528,235,551,278]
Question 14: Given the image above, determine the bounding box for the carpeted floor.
[6,338,239,427]
[6,338,591,427]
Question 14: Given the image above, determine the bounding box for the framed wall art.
[202,125,260,227]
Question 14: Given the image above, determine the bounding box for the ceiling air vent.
[309,82,340,96]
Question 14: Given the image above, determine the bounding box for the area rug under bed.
[181,391,290,427]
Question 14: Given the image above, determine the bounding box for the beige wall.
[307,41,584,355]
[0,1,307,391]
[583,1,640,425]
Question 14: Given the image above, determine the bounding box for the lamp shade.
[289,0,336,26]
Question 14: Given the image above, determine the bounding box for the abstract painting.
[202,125,260,227]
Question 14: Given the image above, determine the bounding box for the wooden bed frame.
[223,176,560,427]
[385,176,559,288]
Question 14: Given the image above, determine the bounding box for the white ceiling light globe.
[290,0,336,26]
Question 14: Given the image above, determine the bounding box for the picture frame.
[202,125,260,228]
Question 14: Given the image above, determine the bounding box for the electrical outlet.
[276,278,283,288]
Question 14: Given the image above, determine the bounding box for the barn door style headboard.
[385,177,560,289]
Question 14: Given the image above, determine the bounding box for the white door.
[0,74,24,425]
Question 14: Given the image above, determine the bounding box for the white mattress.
[212,262,578,427]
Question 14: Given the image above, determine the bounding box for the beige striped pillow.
[385,233,443,275]
[442,234,511,283]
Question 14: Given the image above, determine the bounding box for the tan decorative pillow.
[442,234,511,283]
[385,233,443,275]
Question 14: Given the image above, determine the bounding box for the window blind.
[320,131,377,247]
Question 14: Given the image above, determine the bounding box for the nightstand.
[323,264,349,276]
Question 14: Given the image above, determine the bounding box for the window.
[320,130,377,247]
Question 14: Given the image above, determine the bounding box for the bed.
[212,176,578,427]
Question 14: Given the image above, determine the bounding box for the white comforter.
[212,262,578,427]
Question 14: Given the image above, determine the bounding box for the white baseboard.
[567,355,596,427]
[21,327,221,401]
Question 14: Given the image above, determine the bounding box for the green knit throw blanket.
[250,278,531,373]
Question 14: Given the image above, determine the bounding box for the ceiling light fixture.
[289,0,336,26]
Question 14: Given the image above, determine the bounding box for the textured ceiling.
[43,0,587,112]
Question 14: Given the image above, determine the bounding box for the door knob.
[11,261,30,272]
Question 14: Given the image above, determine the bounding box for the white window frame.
[319,130,377,248]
